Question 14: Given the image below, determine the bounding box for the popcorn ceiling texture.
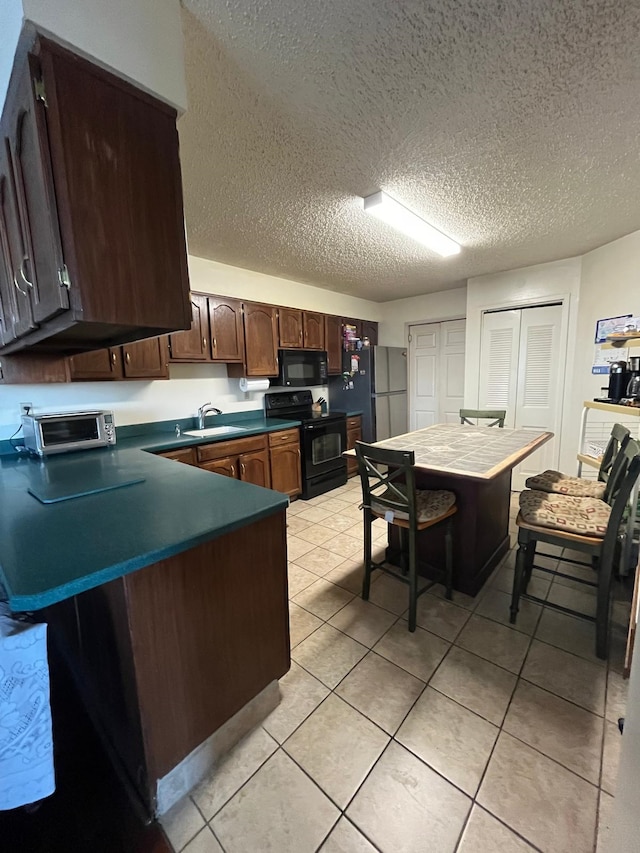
[179,0,640,301]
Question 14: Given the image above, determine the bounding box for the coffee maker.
[626,357,640,401]
[607,360,629,402]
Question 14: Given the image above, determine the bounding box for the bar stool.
[525,423,630,499]
[510,438,640,658]
[459,409,506,428]
[354,441,457,632]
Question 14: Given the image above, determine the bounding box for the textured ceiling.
[178,0,640,301]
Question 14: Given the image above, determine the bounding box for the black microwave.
[273,349,328,387]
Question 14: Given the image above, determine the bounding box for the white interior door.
[478,310,521,427]
[409,323,439,429]
[512,304,563,489]
[438,319,466,423]
[479,304,564,491]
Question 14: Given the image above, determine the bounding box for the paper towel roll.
[239,377,270,392]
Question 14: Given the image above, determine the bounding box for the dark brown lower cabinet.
[200,456,237,478]
[346,416,362,477]
[239,449,271,488]
[269,429,302,498]
[157,447,198,466]
[44,511,289,815]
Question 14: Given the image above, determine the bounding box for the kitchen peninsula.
[0,413,299,817]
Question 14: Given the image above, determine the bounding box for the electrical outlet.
[19,402,33,416]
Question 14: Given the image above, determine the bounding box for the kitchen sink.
[183,426,247,438]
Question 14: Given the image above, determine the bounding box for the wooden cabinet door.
[210,296,244,362]
[342,318,363,341]
[303,312,325,350]
[7,54,69,325]
[278,307,303,348]
[0,147,36,341]
[122,337,169,379]
[239,448,271,489]
[69,347,123,380]
[325,315,343,375]
[242,302,279,376]
[270,443,302,498]
[346,418,362,477]
[169,293,210,361]
[200,457,238,478]
[158,447,198,466]
[361,320,378,347]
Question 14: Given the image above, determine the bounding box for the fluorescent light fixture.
[362,190,461,257]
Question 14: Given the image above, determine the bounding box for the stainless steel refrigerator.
[327,346,408,442]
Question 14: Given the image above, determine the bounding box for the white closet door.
[478,310,521,427]
[512,304,563,490]
[409,323,439,430]
[438,319,466,423]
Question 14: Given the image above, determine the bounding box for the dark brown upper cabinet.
[361,320,379,347]
[122,337,169,379]
[303,311,325,350]
[169,294,210,362]
[0,29,191,355]
[68,347,123,381]
[240,302,279,376]
[278,307,303,348]
[210,296,244,362]
[325,315,343,374]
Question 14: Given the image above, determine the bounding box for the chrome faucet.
[197,402,222,429]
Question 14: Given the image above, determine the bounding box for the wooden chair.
[354,441,457,632]
[525,423,630,499]
[510,438,640,659]
[459,409,506,428]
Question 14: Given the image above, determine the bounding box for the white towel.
[0,604,55,810]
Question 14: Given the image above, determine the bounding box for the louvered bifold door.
[512,304,563,489]
[478,310,521,428]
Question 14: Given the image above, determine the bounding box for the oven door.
[301,419,347,478]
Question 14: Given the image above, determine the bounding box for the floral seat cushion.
[519,489,610,538]
[371,487,455,524]
[525,470,606,499]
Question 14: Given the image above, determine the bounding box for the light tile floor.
[162,481,630,853]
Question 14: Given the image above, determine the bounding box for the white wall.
[377,287,467,347]
[465,257,582,475]
[0,0,187,110]
[0,257,380,439]
[188,256,380,320]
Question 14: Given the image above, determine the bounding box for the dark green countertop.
[346,411,363,417]
[0,412,299,611]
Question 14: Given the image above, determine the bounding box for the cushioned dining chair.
[459,409,506,428]
[525,423,630,499]
[354,441,457,632]
[510,437,640,659]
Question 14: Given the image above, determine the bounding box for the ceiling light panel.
[363,191,461,257]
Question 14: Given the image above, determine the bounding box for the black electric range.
[265,390,348,499]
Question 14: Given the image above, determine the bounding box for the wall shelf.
[603,336,640,350]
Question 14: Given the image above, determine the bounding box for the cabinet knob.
[125,352,131,364]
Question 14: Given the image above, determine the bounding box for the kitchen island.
[348,424,552,595]
[0,413,299,816]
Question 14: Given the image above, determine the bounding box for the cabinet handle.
[212,337,217,350]
[125,352,131,364]
[13,273,28,297]
[240,462,246,475]
[203,337,207,347]
[231,464,236,477]
[111,352,117,364]
[297,449,301,458]
[19,256,33,288]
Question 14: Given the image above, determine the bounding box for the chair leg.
[444,518,453,600]
[510,538,529,624]
[523,539,536,593]
[596,543,614,660]
[408,526,418,632]
[362,509,373,601]
[399,527,409,576]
